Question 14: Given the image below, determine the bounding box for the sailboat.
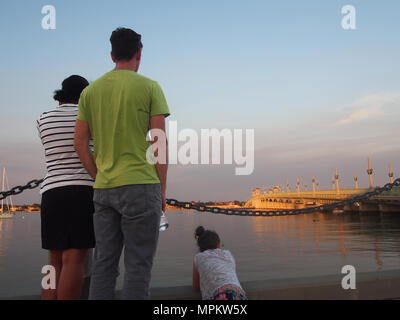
[1,167,14,219]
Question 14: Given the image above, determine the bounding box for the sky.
[0,0,399,204]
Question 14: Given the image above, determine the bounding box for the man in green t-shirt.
[74,28,169,300]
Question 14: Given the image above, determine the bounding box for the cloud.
[334,93,400,126]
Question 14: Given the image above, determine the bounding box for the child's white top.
[194,248,243,300]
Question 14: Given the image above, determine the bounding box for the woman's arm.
[192,262,200,292]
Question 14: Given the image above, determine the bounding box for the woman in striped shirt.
[37,75,95,300]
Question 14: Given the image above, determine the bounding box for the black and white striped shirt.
[37,104,94,194]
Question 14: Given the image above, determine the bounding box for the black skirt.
[41,185,96,250]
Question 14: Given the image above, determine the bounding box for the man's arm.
[149,115,168,211]
[74,119,97,179]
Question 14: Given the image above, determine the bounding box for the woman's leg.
[41,250,62,300]
[57,249,88,300]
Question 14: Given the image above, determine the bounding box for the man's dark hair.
[194,226,220,252]
[110,27,143,61]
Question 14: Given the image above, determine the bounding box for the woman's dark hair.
[194,226,220,252]
[110,27,143,61]
[53,75,89,103]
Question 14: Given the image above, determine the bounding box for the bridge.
[246,160,400,213]
[246,188,400,213]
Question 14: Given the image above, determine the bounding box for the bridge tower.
[312,173,316,196]
[354,172,359,189]
[335,167,340,195]
[367,158,374,189]
[389,164,394,184]
[296,177,300,194]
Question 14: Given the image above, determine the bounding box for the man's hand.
[74,119,97,179]
[161,189,166,212]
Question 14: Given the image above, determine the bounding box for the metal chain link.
[1,177,399,217]
[0,179,43,201]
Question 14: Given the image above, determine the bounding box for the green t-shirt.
[77,69,170,189]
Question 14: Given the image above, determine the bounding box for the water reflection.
[0,218,14,266]
[0,211,400,298]
[250,211,400,272]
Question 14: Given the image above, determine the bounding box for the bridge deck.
[248,187,400,209]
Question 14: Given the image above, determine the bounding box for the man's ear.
[136,48,142,61]
[111,52,116,63]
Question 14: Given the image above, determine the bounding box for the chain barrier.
[1,178,399,217]
[166,178,400,217]
[0,179,43,201]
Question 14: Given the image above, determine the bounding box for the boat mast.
[1,167,13,213]
[1,168,4,213]
[4,168,13,211]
